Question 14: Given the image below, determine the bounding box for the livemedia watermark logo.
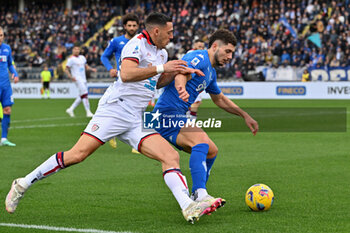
[143,109,222,130]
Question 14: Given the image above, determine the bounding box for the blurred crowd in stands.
[1,0,350,81]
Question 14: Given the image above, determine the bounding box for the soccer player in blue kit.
[101,13,139,80]
[101,13,139,151]
[154,29,259,206]
[0,27,19,147]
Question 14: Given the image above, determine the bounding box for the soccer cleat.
[5,178,27,213]
[86,111,94,117]
[131,148,140,154]
[0,139,16,147]
[192,194,226,213]
[66,108,75,117]
[109,138,117,149]
[182,200,213,224]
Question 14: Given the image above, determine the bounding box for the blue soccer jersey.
[155,50,221,114]
[154,50,221,148]
[0,43,18,107]
[100,35,129,71]
[0,43,18,87]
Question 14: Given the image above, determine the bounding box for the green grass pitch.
[0,99,349,233]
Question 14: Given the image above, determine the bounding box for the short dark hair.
[122,13,139,25]
[73,42,80,48]
[194,39,204,44]
[208,29,237,48]
[145,12,171,28]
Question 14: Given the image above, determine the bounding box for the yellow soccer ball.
[245,184,274,211]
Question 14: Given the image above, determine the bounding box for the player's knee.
[194,133,211,145]
[207,144,218,159]
[163,150,180,167]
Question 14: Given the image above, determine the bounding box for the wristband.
[156,65,164,74]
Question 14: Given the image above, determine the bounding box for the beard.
[214,51,223,67]
[126,30,136,38]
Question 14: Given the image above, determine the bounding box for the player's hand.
[177,86,189,102]
[109,69,118,78]
[11,74,19,83]
[244,115,259,136]
[179,67,204,77]
[163,60,188,73]
[71,77,77,82]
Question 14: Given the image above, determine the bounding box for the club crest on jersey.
[190,57,200,67]
[91,124,99,132]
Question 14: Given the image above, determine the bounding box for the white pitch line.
[12,122,86,129]
[12,116,86,123]
[0,223,134,233]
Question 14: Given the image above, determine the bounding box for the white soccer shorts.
[83,98,158,151]
[75,79,88,96]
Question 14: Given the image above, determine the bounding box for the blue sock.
[206,156,217,184]
[189,143,209,193]
[1,114,10,139]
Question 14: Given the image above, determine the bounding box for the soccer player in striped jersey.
[0,27,19,147]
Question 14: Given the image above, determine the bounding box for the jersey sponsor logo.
[276,86,306,95]
[144,77,157,91]
[120,41,125,45]
[2,48,9,53]
[190,57,200,67]
[0,55,7,62]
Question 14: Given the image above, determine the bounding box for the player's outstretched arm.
[210,93,259,135]
[120,59,189,83]
[157,67,204,89]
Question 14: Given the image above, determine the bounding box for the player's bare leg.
[5,134,102,213]
[139,134,212,223]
